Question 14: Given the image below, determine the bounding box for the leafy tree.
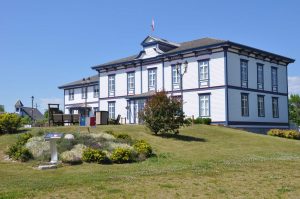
[0,113,22,134]
[139,91,186,135]
[0,105,4,112]
[21,116,31,125]
[44,110,49,119]
[289,94,300,125]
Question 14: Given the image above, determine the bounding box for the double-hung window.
[199,60,209,87]
[241,93,249,117]
[69,89,74,101]
[272,97,279,118]
[127,72,135,95]
[271,67,278,92]
[241,59,248,88]
[108,75,115,97]
[199,94,210,117]
[93,85,99,98]
[172,64,181,90]
[108,101,115,119]
[81,87,87,99]
[257,64,264,90]
[148,68,157,91]
[257,95,265,117]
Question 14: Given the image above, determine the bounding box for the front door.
[128,99,145,124]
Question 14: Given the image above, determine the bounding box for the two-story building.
[60,35,295,130]
[58,75,99,116]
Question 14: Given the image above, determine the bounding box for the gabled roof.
[58,75,98,89]
[91,36,295,70]
[15,100,24,108]
[21,107,44,120]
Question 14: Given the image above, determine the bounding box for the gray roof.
[21,107,44,120]
[91,36,295,70]
[58,75,98,89]
[15,100,24,108]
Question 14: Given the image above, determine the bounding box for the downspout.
[286,65,290,129]
[140,61,143,94]
[224,47,229,126]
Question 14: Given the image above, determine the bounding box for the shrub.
[139,91,186,134]
[116,133,133,144]
[194,117,211,125]
[133,140,152,158]
[60,144,86,164]
[0,113,22,134]
[21,116,31,125]
[267,129,300,139]
[17,133,33,145]
[25,136,50,159]
[82,147,110,164]
[111,148,135,163]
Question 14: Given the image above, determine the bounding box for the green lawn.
[0,125,300,199]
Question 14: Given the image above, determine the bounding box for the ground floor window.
[241,93,249,117]
[257,95,265,117]
[272,97,279,118]
[199,94,210,117]
[108,102,115,119]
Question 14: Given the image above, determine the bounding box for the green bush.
[194,117,211,125]
[82,147,110,164]
[133,140,152,158]
[0,113,22,134]
[6,133,33,162]
[139,91,186,134]
[21,116,31,125]
[111,148,135,163]
[267,129,300,140]
[116,133,133,144]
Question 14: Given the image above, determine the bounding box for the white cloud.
[39,98,63,112]
[288,76,300,95]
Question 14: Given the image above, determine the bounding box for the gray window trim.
[257,95,265,117]
[241,92,249,117]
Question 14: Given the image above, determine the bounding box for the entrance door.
[128,99,145,124]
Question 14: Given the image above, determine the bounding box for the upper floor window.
[108,75,115,97]
[272,97,279,118]
[257,64,264,90]
[69,89,74,101]
[108,101,115,119]
[241,59,248,88]
[148,68,157,91]
[199,94,210,117]
[241,93,249,117]
[93,85,99,98]
[127,72,135,95]
[257,95,265,117]
[271,67,278,92]
[199,60,209,87]
[172,64,181,90]
[81,87,87,99]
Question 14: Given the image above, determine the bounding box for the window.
[108,75,115,97]
[272,97,279,118]
[257,95,265,117]
[93,85,99,98]
[81,87,87,99]
[241,60,248,88]
[127,72,135,95]
[199,94,210,117]
[199,60,209,87]
[148,68,157,91]
[172,64,181,90]
[108,102,115,119]
[271,67,278,92]
[241,93,249,117]
[257,64,264,90]
[69,89,74,101]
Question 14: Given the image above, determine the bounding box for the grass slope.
[0,125,299,199]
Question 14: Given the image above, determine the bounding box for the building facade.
[60,36,295,129]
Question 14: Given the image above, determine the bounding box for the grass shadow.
[156,133,206,142]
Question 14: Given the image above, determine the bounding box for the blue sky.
[1,0,299,113]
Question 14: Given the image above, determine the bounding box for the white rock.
[64,134,75,140]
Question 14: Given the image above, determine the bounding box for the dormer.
[136,36,180,59]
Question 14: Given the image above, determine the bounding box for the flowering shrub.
[111,148,135,163]
[0,113,22,134]
[267,129,300,140]
[133,140,152,158]
[82,147,110,164]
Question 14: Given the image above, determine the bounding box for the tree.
[21,116,31,125]
[139,91,186,135]
[289,94,300,126]
[0,105,4,112]
[44,110,49,119]
[0,113,22,134]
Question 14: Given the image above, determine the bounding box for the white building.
[60,36,295,129]
[58,75,99,116]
